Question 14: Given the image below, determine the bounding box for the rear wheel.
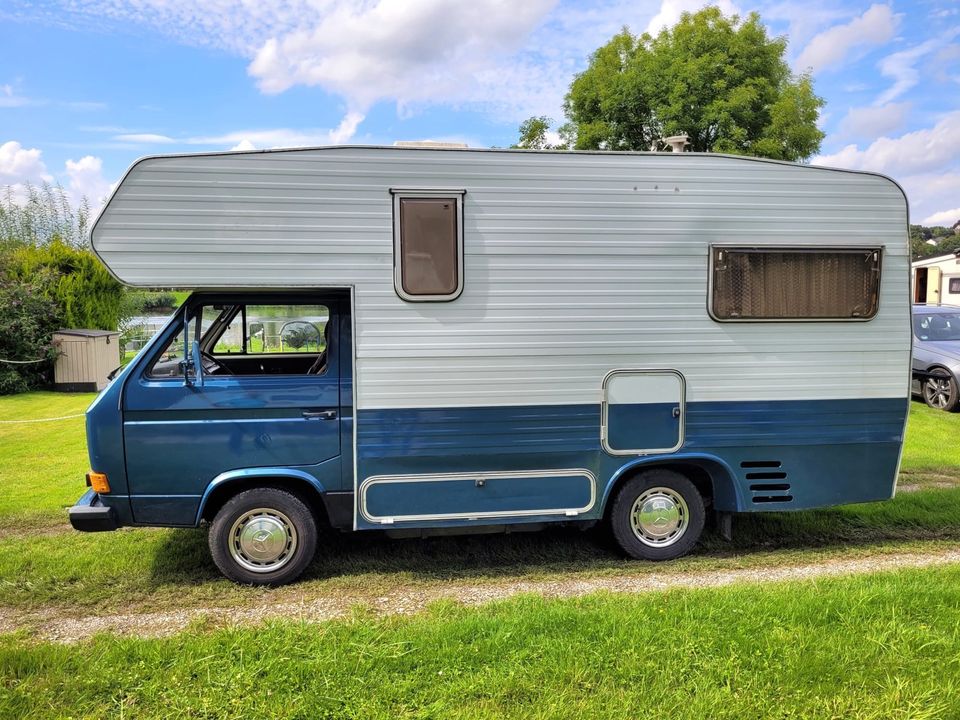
[209,487,317,585]
[922,368,960,412]
[610,469,705,561]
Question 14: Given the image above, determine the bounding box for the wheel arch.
[197,468,331,527]
[601,453,742,516]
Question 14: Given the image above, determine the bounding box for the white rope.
[0,413,85,424]
[0,358,49,364]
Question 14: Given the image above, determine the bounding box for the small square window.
[392,190,464,301]
[949,278,960,294]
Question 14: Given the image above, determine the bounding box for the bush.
[140,292,177,311]
[0,275,62,394]
[5,240,125,330]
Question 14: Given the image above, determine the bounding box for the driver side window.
[146,299,332,378]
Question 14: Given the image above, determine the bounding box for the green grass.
[1,393,960,718]
[3,564,960,719]
[0,392,95,528]
[901,401,960,474]
[0,393,959,613]
[2,484,960,613]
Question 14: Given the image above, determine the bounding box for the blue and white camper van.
[70,146,912,585]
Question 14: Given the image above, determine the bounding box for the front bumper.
[69,488,119,532]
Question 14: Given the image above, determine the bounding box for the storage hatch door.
[602,370,685,455]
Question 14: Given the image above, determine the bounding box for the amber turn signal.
[86,472,110,494]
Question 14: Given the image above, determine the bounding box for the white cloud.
[248,0,556,114]
[903,172,960,227]
[839,101,911,138]
[95,114,366,152]
[923,207,960,226]
[0,140,50,183]
[795,4,898,74]
[814,111,960,176]
[876,29,960,105]
[188,119,364,149]
[114,133,176,144]
[64,155,113,206]
[0,141,112,207]
[645,0,741,35]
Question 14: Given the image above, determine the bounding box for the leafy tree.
[512,116,572,150]
[0,183,91,249]
[910,225,960,260]
[519,7,825,161]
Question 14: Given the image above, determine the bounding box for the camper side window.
[393,190,464,301]
[710,247,882,321]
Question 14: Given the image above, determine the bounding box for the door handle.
[302,409,337,420]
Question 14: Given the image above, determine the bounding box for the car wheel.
[209,487,317,585]
[922,369,960,412]
[609,469,705,561]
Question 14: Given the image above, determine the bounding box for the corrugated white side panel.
[92,148,910,409]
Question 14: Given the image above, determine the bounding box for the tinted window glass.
[398,197,459,297]
[712,248,881,320]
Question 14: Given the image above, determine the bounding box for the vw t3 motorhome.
[70,146,911,584]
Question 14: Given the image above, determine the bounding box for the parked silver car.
[912,304,960,411]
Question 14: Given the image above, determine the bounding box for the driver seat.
[307,321,332,375]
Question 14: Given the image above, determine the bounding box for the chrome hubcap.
[630,487,689,547]
[925,377,952,409]
[229,508,298,573]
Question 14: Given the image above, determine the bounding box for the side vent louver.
[741,461,792,504]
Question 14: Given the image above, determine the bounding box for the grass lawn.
[1,392,960,718]
[0,392,95,529]
[0,393,958,614]
[901,401,960,476]
[3,564,960,718]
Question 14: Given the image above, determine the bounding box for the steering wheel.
[200,351,233,376]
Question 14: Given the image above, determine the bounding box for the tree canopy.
[518,7,825,161]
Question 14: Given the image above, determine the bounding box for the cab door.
[122,293,343,525]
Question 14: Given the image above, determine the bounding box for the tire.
[922,368,960,412]
[609,469,705,561]
[208,487,317,585]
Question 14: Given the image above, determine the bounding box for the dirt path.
[5,546,959,643]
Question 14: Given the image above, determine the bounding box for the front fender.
[195,467,328,525]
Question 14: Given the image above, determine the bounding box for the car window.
[914,312,960,341]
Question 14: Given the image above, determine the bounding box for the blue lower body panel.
[355,397,907,529]
[361,471,595,523]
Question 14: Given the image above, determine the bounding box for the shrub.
[5,240,125,330]
[0,274,62,394]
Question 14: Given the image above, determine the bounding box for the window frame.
[707,244,884,323]
[143,294,336,380]
[391,188,466,302]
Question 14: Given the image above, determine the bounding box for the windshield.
[914,312,960,341]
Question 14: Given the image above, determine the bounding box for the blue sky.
[1,0,959,224]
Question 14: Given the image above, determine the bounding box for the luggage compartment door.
[602,370,685,455]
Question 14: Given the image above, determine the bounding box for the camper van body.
[69,147,911,583]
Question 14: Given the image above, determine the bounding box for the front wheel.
[922,369,960,412]
[609,469,705,561]
[209,487,317,585]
